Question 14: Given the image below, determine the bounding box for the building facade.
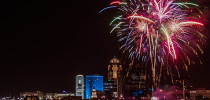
[75,75,85,99]
[20,91,74,100]
[108,57,122,82]
[125,63,147,97]
[85,75,103,99]
[190,89,210,99]
[104,57,124,98]
[45,93,74,100]
[20,91,44,100]
[104,81,118,98]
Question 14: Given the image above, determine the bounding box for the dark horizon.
[0,0,209,97]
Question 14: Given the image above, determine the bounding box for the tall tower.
[107,57,124,97]
[108,57,122,82]
[75,75,85,99]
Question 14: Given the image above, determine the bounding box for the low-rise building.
[190,89,210,99]
[20,91,44,100]
[45,93,74,100]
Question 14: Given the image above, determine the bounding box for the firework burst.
[100,0,206,85]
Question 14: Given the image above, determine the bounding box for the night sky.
[0,0,209,97]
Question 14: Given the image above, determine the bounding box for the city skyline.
[0,0,210,98]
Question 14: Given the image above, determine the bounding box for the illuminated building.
[24,96,39,100]
[75,74,85,99]
[91,88,97,99]
[108,57,122,82]
[45,93,74,100]
[190,89,210,100]
[20,91,74,100]
[60,96,82,100]
[103,81,117,98]
[85,75,103,99]
[20,91,44,100]
[125,63,147,97]
[104,57,124,98]
[91,88,105,99]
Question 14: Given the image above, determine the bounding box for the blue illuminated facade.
[85,75,103,99]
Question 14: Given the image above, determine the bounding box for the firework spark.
[100,0,206,85]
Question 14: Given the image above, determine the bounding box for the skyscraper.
[125,63,147,97]
[104,57,124,98]
[85,75,103,99]
[75,75,85,99]
[108,57,122,82]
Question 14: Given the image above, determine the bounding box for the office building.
[190,89,210,100]
[24,96,39,100]
[104,57,124,98]
[45,93,74,100]
[125,63,147,97]
[60,96,82,100]
[75,75,85,99]
[108,57,122,82]
[20,91,44,100]
[85,75,103,99]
